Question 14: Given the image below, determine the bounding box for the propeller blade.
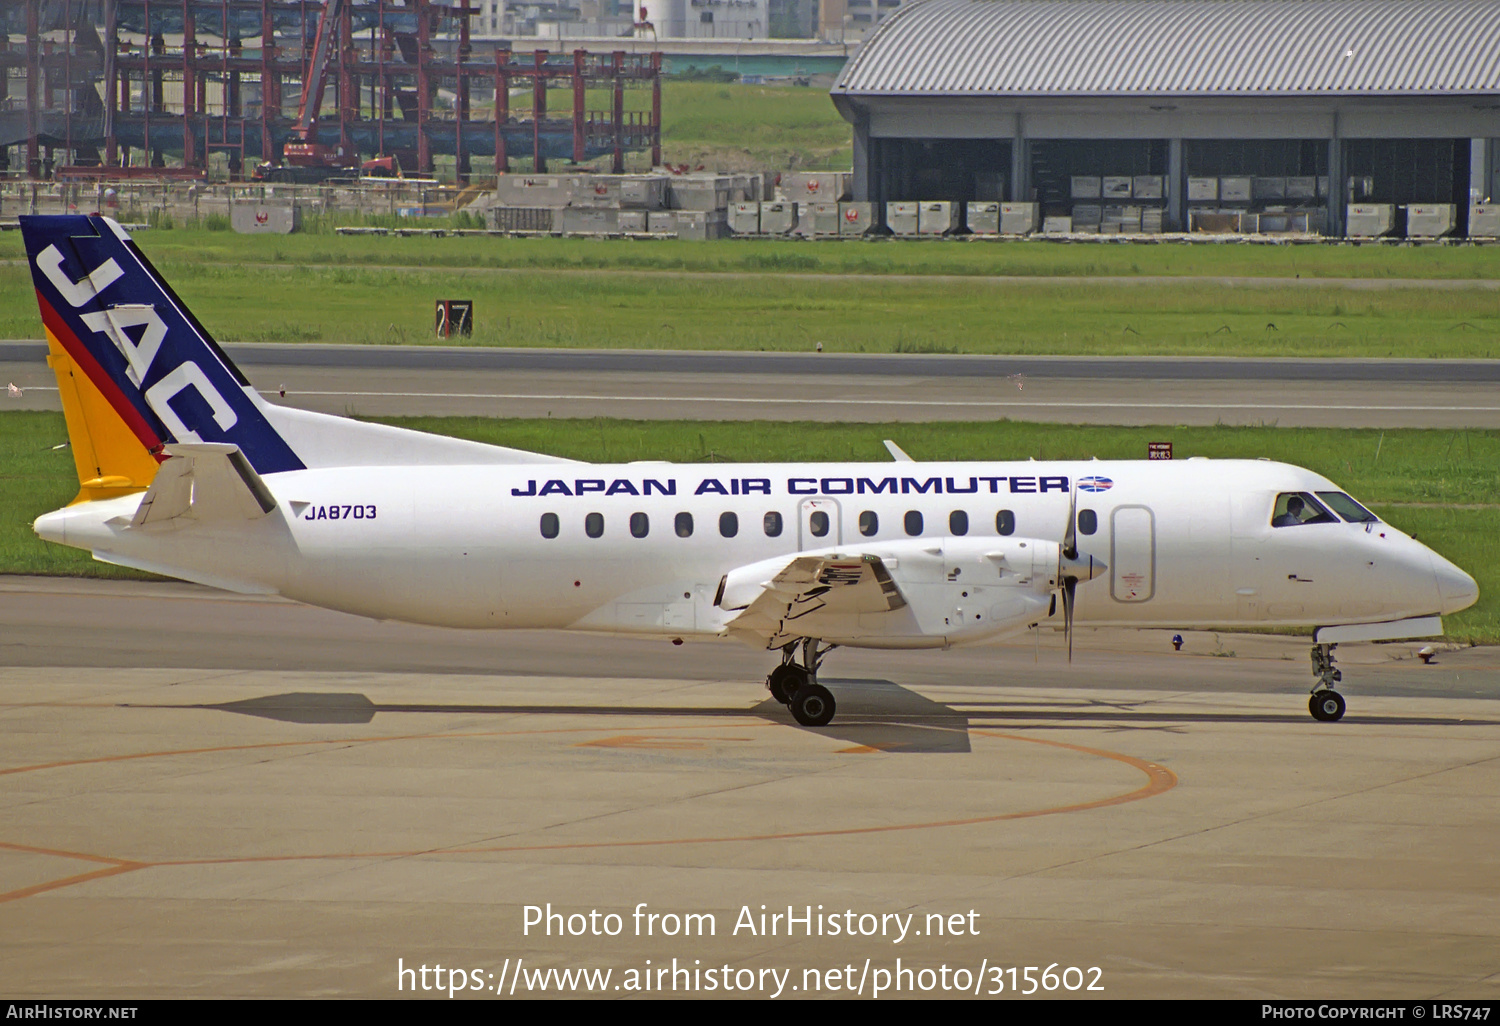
[1063,576,1077,663]
[1063,485,1078,561]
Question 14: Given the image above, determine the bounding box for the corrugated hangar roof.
[833,0,1500,97]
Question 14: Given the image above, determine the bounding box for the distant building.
[832,0,1500,235]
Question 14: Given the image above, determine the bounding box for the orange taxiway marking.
[0,725,1175,903]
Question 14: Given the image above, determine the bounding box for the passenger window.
[859,510,878,537]
[630,512,649,538]
[1078,509,1097,535]
[675,512,694,538]
[810,511,829,537]
[904,510,923,536]
[1315,491,1379,524]
[540,512,559,539]
[949,510,968,536]
[585,512,604,538]
[1271,492,1337,528]
[764,511,783,537]
[719,511,738,538]
[996,509,1015,536]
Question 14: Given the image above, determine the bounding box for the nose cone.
[1431,552,1479,614]
[1061,552,1107,582]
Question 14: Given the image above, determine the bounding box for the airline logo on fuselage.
[511,475,1074,497]
[1078,476,1114,492]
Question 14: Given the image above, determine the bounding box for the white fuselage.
[36,457,1477,650]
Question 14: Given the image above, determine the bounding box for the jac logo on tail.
[39,243,239,441]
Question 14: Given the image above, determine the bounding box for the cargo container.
[887,201,920,236]
[759,201,796,235]
[646,210,676,234]
[1285,176,1319,200]
[1252,177,1286,200]
[1346,204,1395,237]
[672,209,729,240]
[1103,204,1142,233]
[1042,215,1073,234]
[839,202,874,236]
[668,177,732,212]
[798,202,841,236]
[785,172,851,203]
[1102,176,1133,199]
[231,202,300,234]
[493,174,580,208]
[1470,204,1500,237]
[488,206,554,232]
[617,210,648,234]
[729,202,760,235]
[560,207,619,234]
[999,201,1039,235]
[1220,177,1253,203]
[1071,203,1103,226]
[918,201,960,235]
[1405,204,1456,237]
[1070,176,1102,199]
[1132,176,1164,200]
[966,201,1000,235]
[1186,177,1218,202]
[568,174,669,210]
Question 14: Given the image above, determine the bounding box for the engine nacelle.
[716,536,1092,648]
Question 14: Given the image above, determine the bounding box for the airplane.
[20,214,1479,726]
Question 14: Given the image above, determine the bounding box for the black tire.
[767,664,807,705]
[790,683,836,727]
[1309,691,1346,722]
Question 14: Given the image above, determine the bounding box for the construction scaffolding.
[1,0,663,181]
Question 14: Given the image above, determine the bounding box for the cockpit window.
[1271,492,1338,527]
[1315,491,1380,524]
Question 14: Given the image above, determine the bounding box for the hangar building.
[830,0,1500,235]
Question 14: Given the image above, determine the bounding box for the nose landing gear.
[1308,643,1345,722]
[765,638,837,727]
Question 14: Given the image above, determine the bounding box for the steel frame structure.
[5,0,662,179]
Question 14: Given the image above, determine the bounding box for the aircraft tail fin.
[22,214,307,499]
[21,215,573,489]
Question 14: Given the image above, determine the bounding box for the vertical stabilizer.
[21,215,307,496]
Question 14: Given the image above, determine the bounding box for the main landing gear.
[766,638,837,727]
[1308,643,1346,722]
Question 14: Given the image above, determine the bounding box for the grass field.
[4,254,1499,357]
[8,226,1500,281]
[3,411,1494,641]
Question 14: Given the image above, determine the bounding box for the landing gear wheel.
[789,683,836,727]
[1309,690,1346,722]
[767,665,807,705]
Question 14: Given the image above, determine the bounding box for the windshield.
[1315,491,1380,524]
[1271,492,1338,527]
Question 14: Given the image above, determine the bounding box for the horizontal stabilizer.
[131,442,277,526]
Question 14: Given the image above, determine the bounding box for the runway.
[2,577,1498,998]
[4,343,1500,427]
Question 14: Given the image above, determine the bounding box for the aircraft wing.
[131,442,277,526]
[722,553,907,640]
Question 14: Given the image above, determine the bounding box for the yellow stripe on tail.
[44,327,160,505]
